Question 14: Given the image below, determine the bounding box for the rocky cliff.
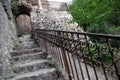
[0,0,17,79]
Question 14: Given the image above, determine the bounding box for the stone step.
[18,41,35,46]
[12,52,47,62]
[16,41,37,51]
[12,60,55,74]
[16,34,39,51]
[16,34,37,50]
[11,48,43,57]
[10,68,61,80]
[19,34,31,41]
[19,37,34,42]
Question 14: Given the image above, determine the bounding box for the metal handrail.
[36,29,120,39]
[35,29,120,80]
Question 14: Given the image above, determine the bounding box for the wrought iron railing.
[35,29,120,80]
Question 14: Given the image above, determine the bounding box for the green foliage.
[4,76,14,80]
[68,0,120,34]
[68,0,120,50]
[11,1,19,17]
[107,11,120,26]
[69,0,111,30]
[17,34,22,38]
[86,23,109,33]
[13,43,17,50]
[108,26,120,34]
[0,58,2,64]
[9,59,14,65]
[110,40,120,50]
[82,43,112,66]
[47,59,56,67]
[30,33,35,39]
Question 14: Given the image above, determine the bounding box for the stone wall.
[26,0,51,12]
[31,9,83,32]
[27,0,38,5]
[41,0,50,11]
[49,2,67,11]
[0,0,17,79]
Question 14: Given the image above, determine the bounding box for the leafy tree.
[68,0,120,49]
[68,0,120,34]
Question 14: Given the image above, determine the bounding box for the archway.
[16,2,32,34]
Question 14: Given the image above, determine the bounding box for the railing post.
[106,39,120,80]
[61,48,72,80]
[58,32,72,80]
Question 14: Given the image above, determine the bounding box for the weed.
[11,1,19,17]
[30,33,34,39]
[13,44,17,50]
[4,76,14,80]
[9,59,14,65]
[0,58,2,64]
[47,59,56,67]
[17,34,22,38]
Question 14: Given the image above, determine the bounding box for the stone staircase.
[5,35,65,80]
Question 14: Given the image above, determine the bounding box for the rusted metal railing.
[35,29,120,80]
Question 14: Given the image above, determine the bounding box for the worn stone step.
[19,38,34,42]
[16,35,39,52]
[12,60,55,74]
[19,34,31,41]
[16,34,37,51]
[12,52,47,62]
[18,41,36,47]
[10,68,62,80]
[11,48,43,57]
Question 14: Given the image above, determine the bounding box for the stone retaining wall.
[0,0,17,79]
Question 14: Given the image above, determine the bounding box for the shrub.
[0,58,2,64]
[13,43,17,50]
[86,23,109,34]
[30,33,35,39]
[17,34,22,38]
[82,43,112,66]
[9,59,14,65]
[11,1,19,17]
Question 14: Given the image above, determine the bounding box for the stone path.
[5,35,65,80]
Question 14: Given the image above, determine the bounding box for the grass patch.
[13,44,17,51]
[0,58,2,64]
[9,59,14,65]
[30,33,35,39]
[47,59,56,67]
[4,76,14,80]
[11,1,19,17]
[17,34,22,38]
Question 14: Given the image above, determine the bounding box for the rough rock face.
[18,0,32,16]
[16,15,32,34]
[26,0,38,5]
[49,2,67,11]
[41,0,50,11]
[31,9,83,32]
[0,1,17,79]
